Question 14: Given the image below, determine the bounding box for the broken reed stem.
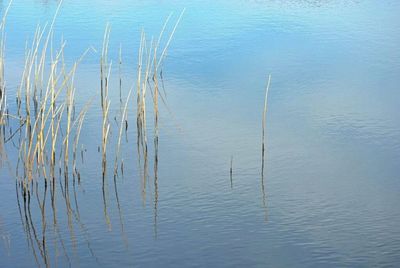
[262,75,271,162]
[261,75,271,222]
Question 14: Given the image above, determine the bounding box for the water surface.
[1,0,400,267]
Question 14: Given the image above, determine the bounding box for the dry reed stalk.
[136,31,144,132]
[153,50,159,139]
[16,3,61,185]
[0,0,12,127]
[100,24,111,110]
[114,89,132,176]
[24,53,79,183]
[100,42,112,230]
[261,75,271,222]
[132,11,184,204]
[13,19,91,193]
[261,74,271,169]
[140,9,184,133]
[156,9,185,71]
[100,25,111,177]
[37,41,67,179]
[63,76,76,175]
[141,36,154,145]
[72,99,92,178]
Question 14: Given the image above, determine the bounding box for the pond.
[0,0,400,267]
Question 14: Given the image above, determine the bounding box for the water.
[1,0,400,267]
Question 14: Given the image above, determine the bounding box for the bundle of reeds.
[0,1,184,204]
[2,3,92,195]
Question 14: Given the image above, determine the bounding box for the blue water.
[1,0,400,267]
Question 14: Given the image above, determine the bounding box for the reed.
[132,13,184,204]
[100,25,111,177]
[114,89,132,177]
[261,74,271,222]
[0,0,12,128]
[261,74,271,174]
[72,99,92,180]
[136,9,184,151]
[1,3,184,220]
[0,3,191,265]
[63,69,76,177]
[2,2,94,195]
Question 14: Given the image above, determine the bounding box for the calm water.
[1,0,400,267]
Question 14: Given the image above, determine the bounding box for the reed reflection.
[153,118,159,238]
[230,155,233,189]
[15,170,100,267]
[0,210,11,257]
